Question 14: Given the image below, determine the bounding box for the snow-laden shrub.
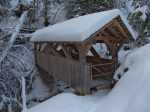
[0,45,36,111]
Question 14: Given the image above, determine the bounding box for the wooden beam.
[111,43,118,60]
[101,30,113,39]
[60,44,73,59]
[102,39,114,53]
[95,33,128,43]
[113,20,128,38]
[69,44,79,53]
[34,43,38,51]
[47,44,61,57]
[41,43,48,52]
[106,26,122,39]
[83,19,116,44]
[38,43,42,51]
[101,30,124,41]
[77,43,92,62]
[53,43,58,49]
[117,43,123,52]
[90,46,101,59]
[94,31,115,42]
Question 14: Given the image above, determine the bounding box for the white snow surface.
[27,90,109,112]
[31,9,137,42]
[27,43,150,112]
[22,76,27,111]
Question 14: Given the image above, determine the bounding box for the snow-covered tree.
[66,0,116,19]
[0,0,68,111]
[0,0,11,21]
[0,1,34,111]
[118,0,150,47]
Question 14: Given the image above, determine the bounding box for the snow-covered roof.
[31,9,137,42]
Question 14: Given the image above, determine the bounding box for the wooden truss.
[34,17,134,95]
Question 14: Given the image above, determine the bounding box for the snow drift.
[93,43,150,112]
[27,43,150,112]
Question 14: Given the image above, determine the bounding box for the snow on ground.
[94,43,150,112]
[27,90,110,112]
[118,47,132,63]
[27,77,50,103]
[31,9,136,42]
[27,43,150,112]
[27,76,75,109]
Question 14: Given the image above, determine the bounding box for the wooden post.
[77,42,92,95]
[38,43,42,51]
[82,63,91,95]
[47,43,61,57]
[60,43,73,59]
[78,42,92,62]
[41,43,48,52]
[34,42,38,50]
[112,43,118,72]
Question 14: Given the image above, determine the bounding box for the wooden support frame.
[47,43,61,57]
[90,46,101,60]
[102,38,114,53]
[113,20,128,38]
[106,27,122,39]
[37,43,42,51]
[41,43,48,52]
[60,43,73,59]
[33,16,135,95]
[34,43,38,50]
[77,42,92,62]
[117,43,123,52]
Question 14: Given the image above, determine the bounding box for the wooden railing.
[35,51,117,94]
[91,61,116,81]
[90,61,116,89]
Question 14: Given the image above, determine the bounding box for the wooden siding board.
[82,63,91,94]
[36,51,91,95]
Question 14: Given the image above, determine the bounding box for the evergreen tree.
[66,0,116,19]
[119,0,150,47]
[0,0,10,21]
[129,1,150,46]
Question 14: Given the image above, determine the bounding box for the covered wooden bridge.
[31,9,136,95]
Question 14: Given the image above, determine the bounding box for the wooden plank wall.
[35,51,91,95]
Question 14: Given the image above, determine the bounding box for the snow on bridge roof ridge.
[31,9,137,42]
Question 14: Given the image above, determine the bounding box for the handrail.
[92,66,104,74]
[91,62,115,67]
[92,72,113,80]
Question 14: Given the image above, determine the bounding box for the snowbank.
[31,9,136,42]
[93,43,150,112]
[27,43,150,112]
[27,90,109,112]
